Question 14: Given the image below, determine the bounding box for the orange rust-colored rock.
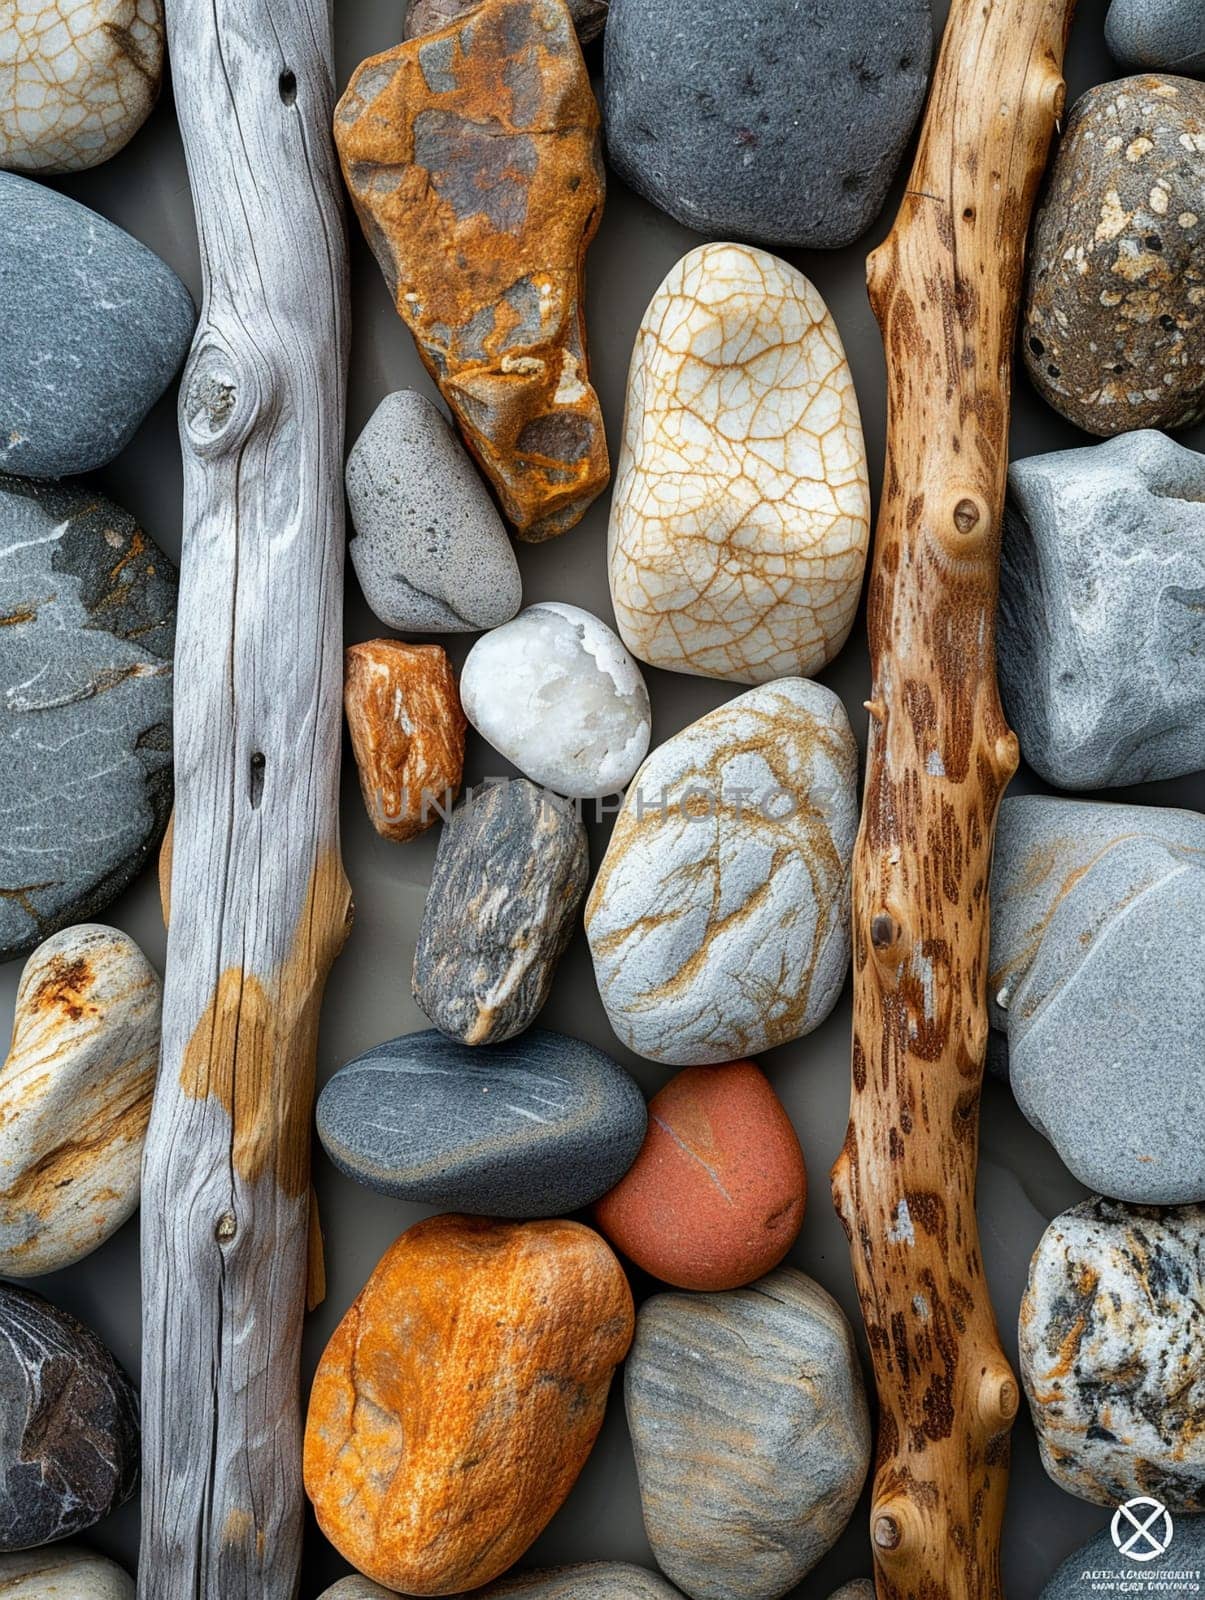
[344,639,466,842]
[333,0,609,541]
[595,1060,807,1290]
[303,1213,634,1595]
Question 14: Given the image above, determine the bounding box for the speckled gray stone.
[413,779,589,1045]
[625,1268,870,1600]
[317,1028,645,1216]
[346,390,522,633]
[999,431,1205,789]
[603,0,932,249]
[1041,1516,1205,1597]
[1022,75,1205,435]
[585,679,857,1066]
[0,1546,133,1597]
[321,1566,683,1598]
[0,172,194,477]
[989,795,1205,1203]
[826,1586,875,1600]
[1106,0,1205,75]
[0,475,175,962]
[1020,1197,1205,1511]
[0,1283,139,1551]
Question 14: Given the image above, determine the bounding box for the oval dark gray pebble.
[0,1284,139,1551]
[317,1028,647,1218]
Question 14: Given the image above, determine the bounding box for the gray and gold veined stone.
[413,779,589,1046]
[1022,74,1205,435]
[585,678,857,1066]
[1020,1197,1205,1510]
[0,476,176,961]
[625,1268,870,1600]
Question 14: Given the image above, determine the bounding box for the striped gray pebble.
[625,1267,871,1600]
[319,1565,684,1597]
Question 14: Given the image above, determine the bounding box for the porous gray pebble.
[0,1284,139,1550]
[989,795,1205,1203]
[1041,1516,1205,1596]
[317,1028,646,1217]
[1106,0,1205,75]
[0,1546,133,1597]
[827,1586,876,1600]
[625,1268,870,1600]
[0,475,175,962]
[999,430,1205,789]
[604,0,932,248]
[413,778,588,1045]
[0,171,194,477]
[1020,1197,1205,1511]
[346,390,521,633]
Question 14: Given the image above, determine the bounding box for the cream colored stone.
[0,0,163,174]
[608,242,869,685]
[0,1546,133,1597]
[0,923,161,1276]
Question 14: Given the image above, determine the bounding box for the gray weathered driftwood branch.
[138,1,351,1593]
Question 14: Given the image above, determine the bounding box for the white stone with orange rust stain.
[608,243,869,685]
[584,678,857,1066]
[0,923,160,1276]
[1020,1196,1205,1510]
[0,0,164,174]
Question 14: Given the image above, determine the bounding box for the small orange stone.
[303,1213,633,1596]
[333,0,610,541]
[594,1059,807,1290]
[344,639,466,842]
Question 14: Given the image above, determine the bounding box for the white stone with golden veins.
[0,0,164,175]
[608,242,870,685]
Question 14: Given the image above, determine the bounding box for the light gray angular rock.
[320,1567,683,1599]
[999,431,1205,789]
[1020,1197,1205,1510]
[1041,1516,1205,1597]
[413,779,589,1045]
[0,924,161,1277]
[585,678,857,1066]
[989,795,1205,1202]
[0,1546,133,1597]
[346,390,522,634]
[461,603,652,799]
[625,1268,870,1600]
[1106,0,1205,75]
[0,475,176,961]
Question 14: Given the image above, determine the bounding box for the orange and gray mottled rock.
[413,779,588,1044]
[609,242,869,685]
[0,0,163,174]
[585,679,858,1066]
[1020,1197,1205,1510]
[344,639,467,842]
[334,0,609,541]
[303,1214,633,1595]
[405,0,608,48]
[0,924,161,1278]
[1022,75,1205,434]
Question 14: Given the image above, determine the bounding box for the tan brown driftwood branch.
[138,0,351,1593]
[831,2,1077,1596]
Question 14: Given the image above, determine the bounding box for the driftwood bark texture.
[138,3,351,1596]
[830,2,1076,1596]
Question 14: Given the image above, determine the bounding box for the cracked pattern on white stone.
[608,243,869,685]
[584,677,857,1066]
[0,0,163,174]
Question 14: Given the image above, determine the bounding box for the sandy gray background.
[4,0,1204,1593]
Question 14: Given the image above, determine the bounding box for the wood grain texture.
[137,2,351,1594]
[828,3,1076,1595]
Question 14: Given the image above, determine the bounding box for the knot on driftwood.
[182,341,261,456]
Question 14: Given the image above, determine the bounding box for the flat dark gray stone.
[603,0,932,248]
[0,475,175,961]
[1041,1515,1205,1596]
[0,1284,139,1551]
[0,172,194,478]
[317,1028,646,1217]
